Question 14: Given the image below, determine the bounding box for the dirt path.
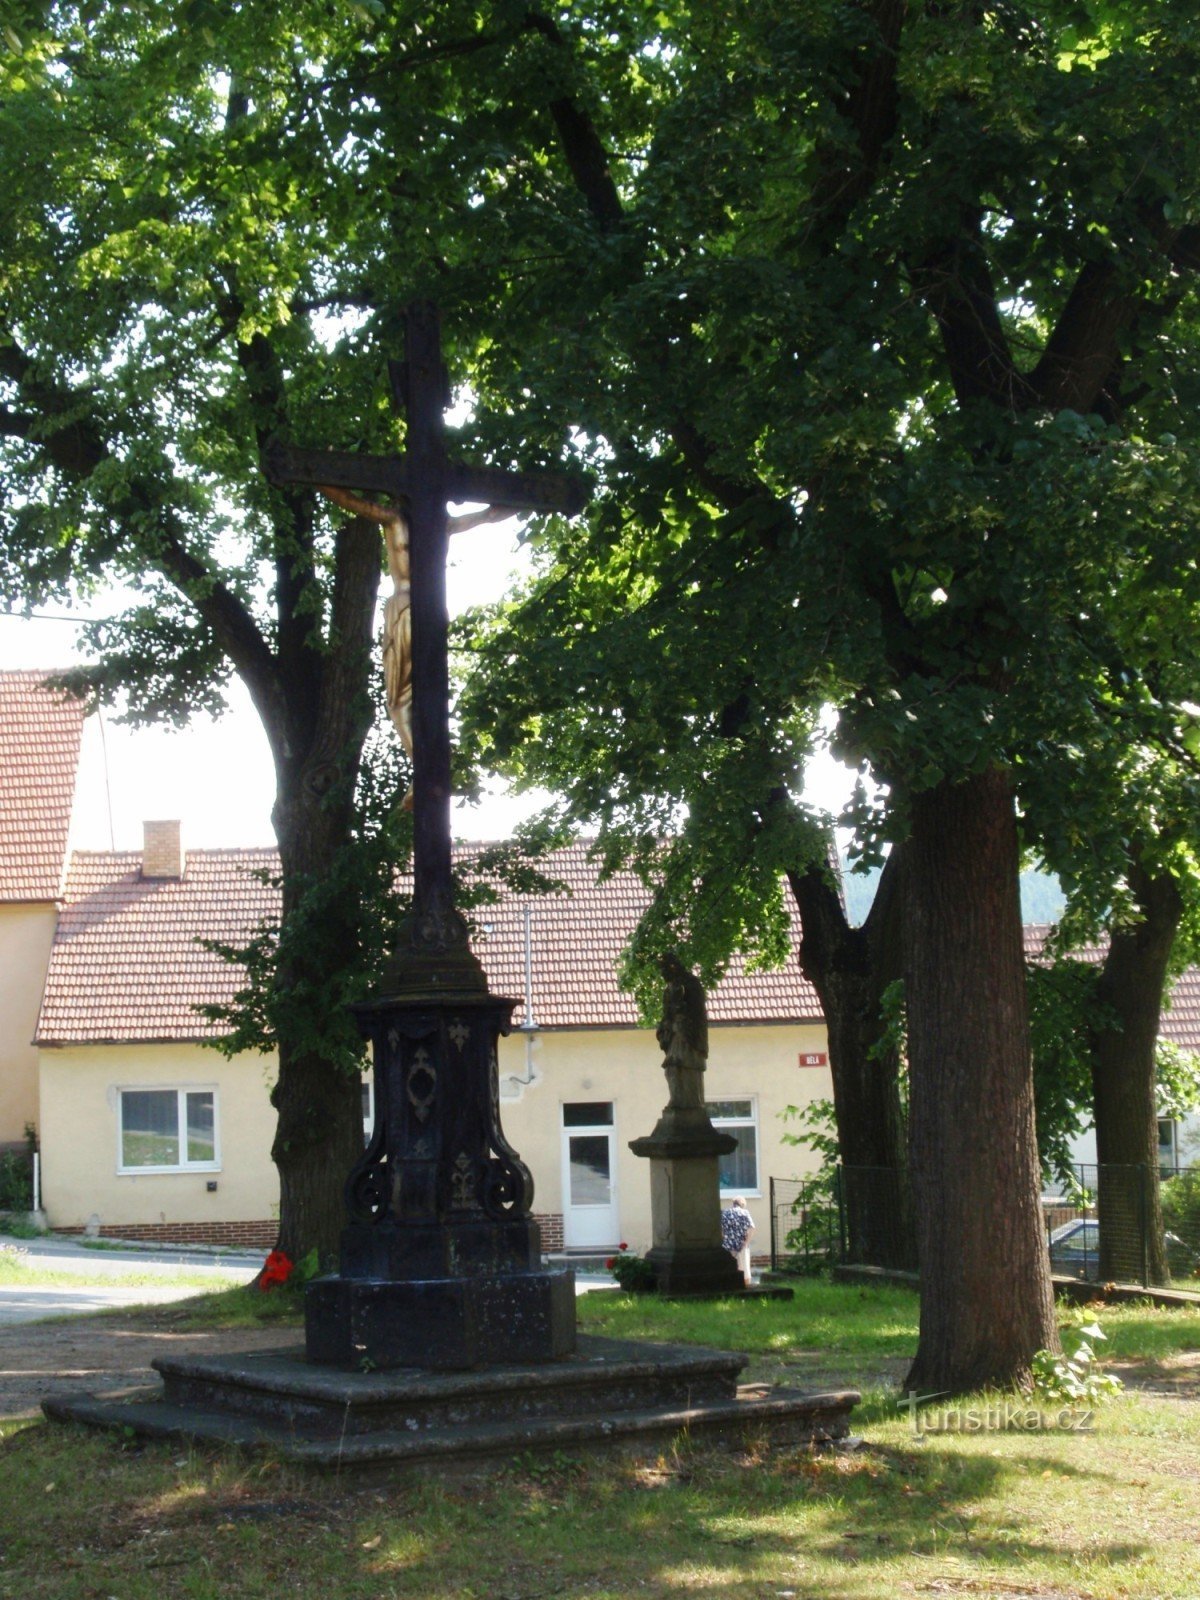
[4,1309,1196,1426]
[0,1307,303,1421]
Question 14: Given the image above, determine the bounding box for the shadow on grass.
[0,1404,1156,1600]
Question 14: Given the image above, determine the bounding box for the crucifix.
[265,299,586,964]
[264,301,587,1371]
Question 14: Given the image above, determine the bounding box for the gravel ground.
[0,1307,301,1421]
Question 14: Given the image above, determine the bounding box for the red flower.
[259,1249,294,1291]
[605,1257,616,1269]
[618,1241,628,1251]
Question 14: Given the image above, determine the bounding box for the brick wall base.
[533,1212,564,1253]
[57,1221,277,1251]
[55,1215,568,1256]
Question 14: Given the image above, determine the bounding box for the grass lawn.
[1,1279,1197,1599]
[0,1253,244,1294]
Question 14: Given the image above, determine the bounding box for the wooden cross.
[264,300,587,920]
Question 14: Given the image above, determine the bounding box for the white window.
[706,1099,759,1196]
[118,1088,219,1174]
[362,1077,375,1143]
[1158,1118,1178,1171]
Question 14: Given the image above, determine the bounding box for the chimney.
[142,819,184,880]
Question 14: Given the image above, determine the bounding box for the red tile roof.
[36,849,278,1045]
[37,839,822,1045]
[0,670,86,902]
[1025,923,1200,1051]
[468,841,822,1029]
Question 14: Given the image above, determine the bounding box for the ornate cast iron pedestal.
[305,906,576,1371]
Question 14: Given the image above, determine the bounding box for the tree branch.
[807,0,908,245]
[909,226,1034,409]
[0,330,287,741]
[1031,260,1136,413]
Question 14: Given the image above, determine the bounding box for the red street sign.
[798,1052,828,1067]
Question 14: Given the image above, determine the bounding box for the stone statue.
[630,951,743,1294]
[656,950,708,1111]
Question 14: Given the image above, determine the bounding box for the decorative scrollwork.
[345,1160,389,1223]
[450,1151,478,1208]
[480,1037,534,1216]
[481,1144,534,1218]
[406,1046,437,1122]
[448,1018,470,1052]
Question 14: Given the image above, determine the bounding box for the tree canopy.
[8,0,1200,1380]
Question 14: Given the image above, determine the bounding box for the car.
[1048,1216,1198,1278]
[1048,1217,1101,1273]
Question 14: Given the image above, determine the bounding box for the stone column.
[628,954,743,1296]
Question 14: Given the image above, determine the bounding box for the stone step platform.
[160,1334,744,1436]
[42,1334,860,1470]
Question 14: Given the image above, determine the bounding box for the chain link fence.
[771,1161,1200,1289]
[768,1176,839,1274]
[1048,1163,1200,1289]
[769,1165,916,1274]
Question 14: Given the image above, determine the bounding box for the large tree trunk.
[905,768,1057,1395]
[266,516,383,1264]
[788,845,912,1267]
[1090,858,1181,1285]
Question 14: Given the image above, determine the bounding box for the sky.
[0,516,856,854]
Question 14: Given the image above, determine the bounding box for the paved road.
[0,1233,612,1324]
[0,1232,260,1325]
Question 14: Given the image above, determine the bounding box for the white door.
[561,1101,620,1249]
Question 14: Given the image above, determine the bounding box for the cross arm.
[447,461,589,517]
[263,440,410,502]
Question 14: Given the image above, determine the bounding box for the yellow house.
[0,670,85,1157]
[34,828,835,1255]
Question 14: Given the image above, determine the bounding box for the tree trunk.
[265,516,383,1265]
[905,767,1057,1395]
[269,789,375,1265]
[1090,859,1181,1286]
[788,845,912,1267]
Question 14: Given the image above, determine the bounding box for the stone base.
[645,1243,744,1297]
[305,1267,576,1370]
[337,1216,542,1280]
[42,1334,860,1470]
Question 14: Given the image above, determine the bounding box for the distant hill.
[838,857,1066,929]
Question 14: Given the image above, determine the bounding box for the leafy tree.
[0,4,412,1259]
[0,0,618,1260]
[11,3,1200,1402]
[449,0,1200,1391]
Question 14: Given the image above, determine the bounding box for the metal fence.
[769,1176,839,1273]
[771,1161,1200,1289]
[1047,1163,1200,1289]
[769,1165,916,1274]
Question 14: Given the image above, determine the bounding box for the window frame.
[116,1085,221,1176]
[706,1097,760,1199]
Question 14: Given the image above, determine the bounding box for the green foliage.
[11,0,1200,1275]
[198,703,412,1072]
[778,1099,841,1268]
[780,1097,839,1167]
[605,1249,655,1292]
[1155,1041,1200,1123]
[1031,1323,1123,1406]
[1028,959,1098,1185]
[1161,1167,1200,1238]
[0,1125,36,1215]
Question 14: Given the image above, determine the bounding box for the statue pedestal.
[629,1111,744,1297]
[304,924,576,1371]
